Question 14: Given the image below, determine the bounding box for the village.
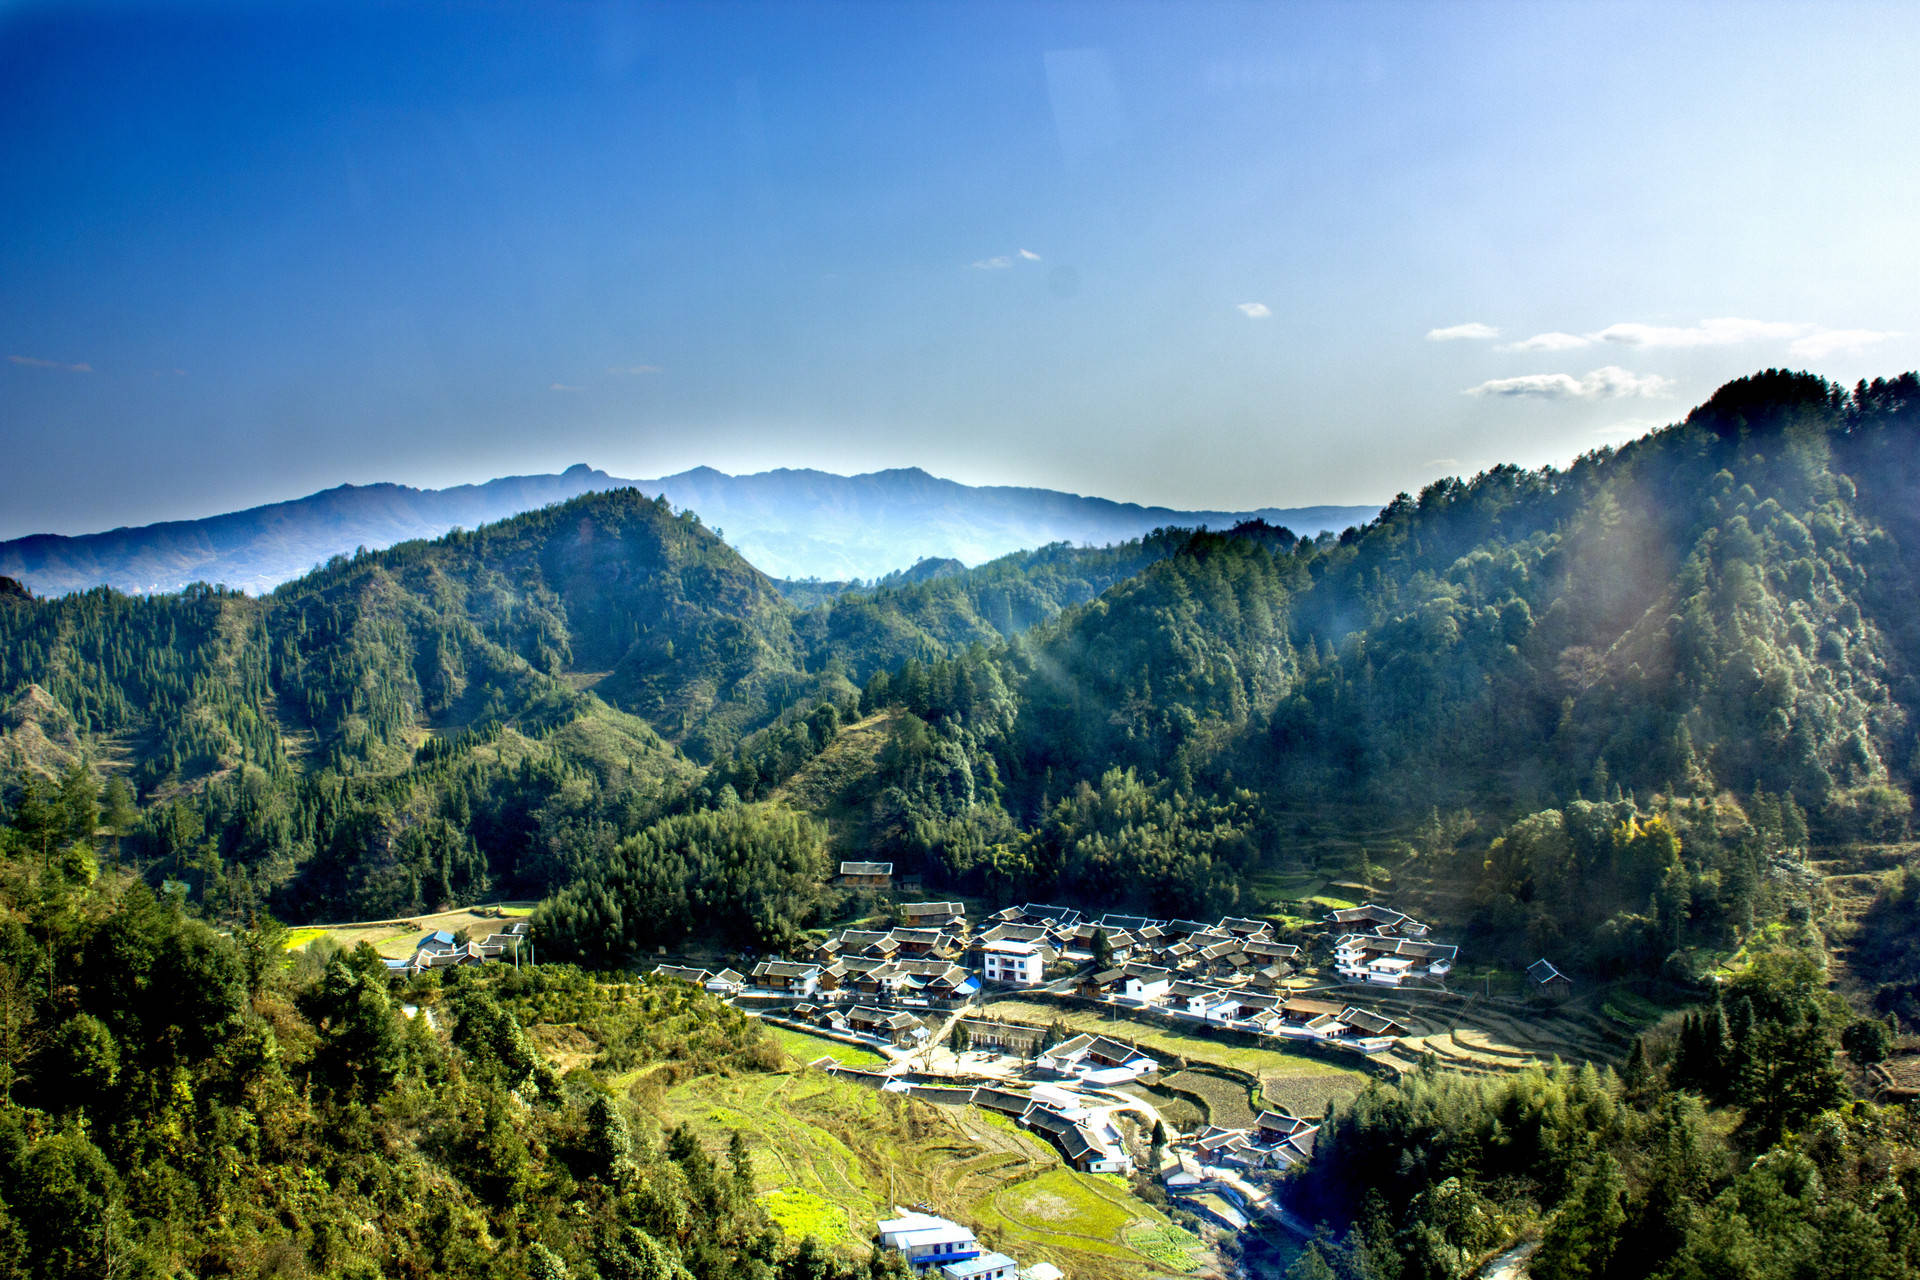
[351,866,1580,1262]
[638,859,1577,1254]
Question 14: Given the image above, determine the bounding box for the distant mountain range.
[0,463,1379,596]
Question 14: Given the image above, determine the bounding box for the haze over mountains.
[0,463,1380,598]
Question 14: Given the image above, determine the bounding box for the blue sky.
[3,0,1917,538]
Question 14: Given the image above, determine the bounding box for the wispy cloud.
[1788,327,1901,360]
[1237,302,1272,319]
[548,382,582,392]
[1426,322,1498,342]
[8,353,93,373]
[1498,331,1591,353]
[971,248,1043,270]
[1494,316,1900,361]
[1466,366,1673,401]
[607,364,663,376]
[1594,317,1805,349]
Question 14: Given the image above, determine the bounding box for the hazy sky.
[4,1,1918,539]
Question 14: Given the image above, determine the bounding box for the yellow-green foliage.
[761,1187,855,1246]
[769,1026,885,1068]
[656,1071,1206,1280]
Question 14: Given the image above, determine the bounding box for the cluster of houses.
[1326,904,1458,985]
[789,1002,933,1048]
[382,919,530,977]
[876,1210,1062,1280]
[1051,907,1433,1052]
[730,902,984,1005]
[648,896,1464,1060]
[1172,1107,1322,1177]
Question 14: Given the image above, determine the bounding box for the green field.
[978,1170,1206,1273]
[279,902,539,957]
[769,1025,886,1068]
[658,1069,1209,1280]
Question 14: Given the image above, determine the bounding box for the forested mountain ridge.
[2,372,1920,966]
[0,460,1379,597]
[6,372,1920,1280]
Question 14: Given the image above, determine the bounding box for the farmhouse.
[954,1019,1046,1056]
[1039,1034,1157,1079]
[1278,997,1351,1039]
[1529,958,1573,999]
[1020,1104,1133,1174]
[1334,935,1457,984]
[846,1006,929,1046]
[1326,903,1430,937]
[839,860,895,889]
[1338,1007,1409,1039]
[651,964,713,986]
[901,901,967,928]
[878,1213,980,1269]
[942,1253,1018,1280]
[837,930,902,959]
[750,959,821,996]
[889,927,957,958]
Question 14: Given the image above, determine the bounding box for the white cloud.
[1237,302,1272,319]
[1426,322,1499,342]
[1788,327,1901,360]
[1018,249,1042,261]
[1480,316,1899,364]
[1466,365,1673,401]
[1467,372,1586,399]
[969,255,1013,270]
[1499,331,1592,353]
[1595,317,1805,349]
[8,353,92,373]
[549,382,582,392]
[607,364,663,376]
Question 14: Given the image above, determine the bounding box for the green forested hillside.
[7,371,1920,1280]
[0,814,928,1280]
[2,372,1920,969]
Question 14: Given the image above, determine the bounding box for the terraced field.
[978,1170,1206,1277]
[659,1068,1211,1280]
[1155,1068,1258,1128]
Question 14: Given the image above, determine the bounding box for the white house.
[941,1254,1018,1280]
[1120,963,1172,1004]
[1334,935,1457,984]
[980,940,1045,987]
[878,1213,980,1270]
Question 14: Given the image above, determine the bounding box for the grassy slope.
[655,1066,1207,1280]
[282,901,538,957]
[768,709,901,858]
